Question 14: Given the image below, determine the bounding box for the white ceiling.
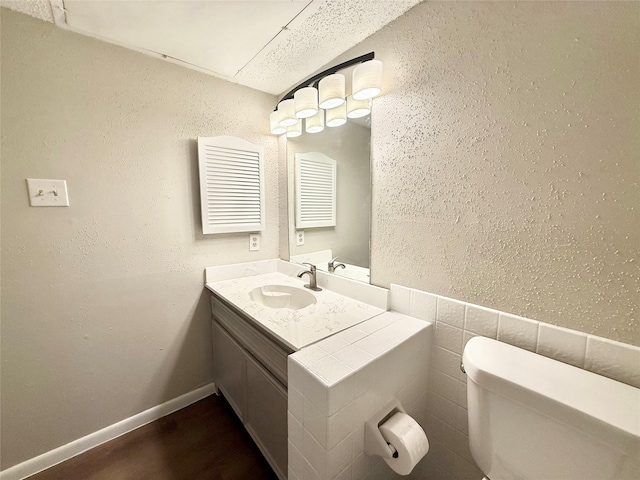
[2,0,422,96]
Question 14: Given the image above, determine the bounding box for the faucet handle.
[302,262,316,271]
[329,256,339,264]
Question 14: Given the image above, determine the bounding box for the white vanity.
[205,259,390,480]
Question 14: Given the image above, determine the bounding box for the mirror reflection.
[286,115,372,283]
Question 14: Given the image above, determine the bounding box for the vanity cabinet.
[211,295,291,480]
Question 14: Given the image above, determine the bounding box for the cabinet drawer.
[212,297,289,387]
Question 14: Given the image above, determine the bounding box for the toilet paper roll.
[379,412,429,475]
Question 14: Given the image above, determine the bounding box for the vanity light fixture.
[326,103,347,127]
[270,52,381,136]
[286,121,302,138]
[277,98,298,127]
[346,95,371,119]
[294,87,318,118]
[352,59,383,100]
[318,74,346,109]
[305,110,325,133]
[270,111,287,135]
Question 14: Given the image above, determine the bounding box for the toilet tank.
[463,337,640,480]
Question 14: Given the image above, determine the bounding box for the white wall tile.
[333,345,375,371]
[355,363,378,398]
[290,441,323,480]
[318,335,351,354]
[497,313,539,352]
[327,433,353,479]
[389,284,412,314]
[398,376,423,409]
[358,313,398,334]
[289,356,308,389]
[464,305,498,338]
[428,439,455,471]
[333,463,352,480]
[585,336,640,388]
[327,375,356,416]
[428,392,459,430]
[437,297,465,328]
[452,453,483,480]
[424,413,457,450]
[289,411,304,448]
[457,382,467,409]
[432,345,463,380]
[430,370,459,404]
[296,344,329,367]
[434,322,463,354]
[288,467,301,480]
[453,431,474,465]
[289,385,304,421]
[336,327,369,345]
[537,323,587,368]
[327,403,354,450]
[303,429,328,478]
[411,290,438,321]
[309,355,353,385]
[455,406,468,435]
[352,453,371,479]
[420,454,454,480]
[305,396,328,447]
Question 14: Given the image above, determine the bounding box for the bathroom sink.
[249,285,317,310]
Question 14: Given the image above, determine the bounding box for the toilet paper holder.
[364,399,406,459]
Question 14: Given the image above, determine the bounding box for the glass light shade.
[325,103,347,128]
[305,110,324,133]
[270,111,286,135]
[277,99,298,127]
[318,74,346,109]
[352,59,382,100]
[346,95,371,119]
[286,121,302,138]
[294,87,318,118]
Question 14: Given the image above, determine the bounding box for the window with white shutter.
[295,152,336,229]
[197,136,265,234]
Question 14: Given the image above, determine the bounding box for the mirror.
[286,114,372,283]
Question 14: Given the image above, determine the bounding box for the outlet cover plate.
[249,233,261,251]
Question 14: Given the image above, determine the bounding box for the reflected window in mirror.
[286,113,371,284]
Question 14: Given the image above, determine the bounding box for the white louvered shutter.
[197,136,265,234]
[295,152,337,229]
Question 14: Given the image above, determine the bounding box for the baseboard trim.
[0,383,217,480]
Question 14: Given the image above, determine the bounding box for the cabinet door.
[245,355,288,480]
[213,322,246,420]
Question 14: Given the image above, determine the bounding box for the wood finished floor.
[28,394,279,480]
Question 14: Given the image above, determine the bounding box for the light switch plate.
[296,230,304,246]
[249,233,261,251]
[26,179,69,207]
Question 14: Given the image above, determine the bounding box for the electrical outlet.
[296,231,305,246]
[249,233,261,251]
[26,179,69,207]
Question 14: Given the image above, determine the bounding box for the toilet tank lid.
[463,337,640,457]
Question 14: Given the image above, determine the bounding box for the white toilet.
[463,336,640,480]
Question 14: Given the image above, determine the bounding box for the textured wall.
[322,1,639,346]
[0,9,277,469]
[287,122,371,268]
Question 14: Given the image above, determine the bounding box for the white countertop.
[206,270,386,351]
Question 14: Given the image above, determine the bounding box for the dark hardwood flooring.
[28,394,278,480]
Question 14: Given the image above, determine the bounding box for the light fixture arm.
[274,52,375,111]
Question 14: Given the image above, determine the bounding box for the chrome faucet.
[328,256,346,274]
[297,263,322,291]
